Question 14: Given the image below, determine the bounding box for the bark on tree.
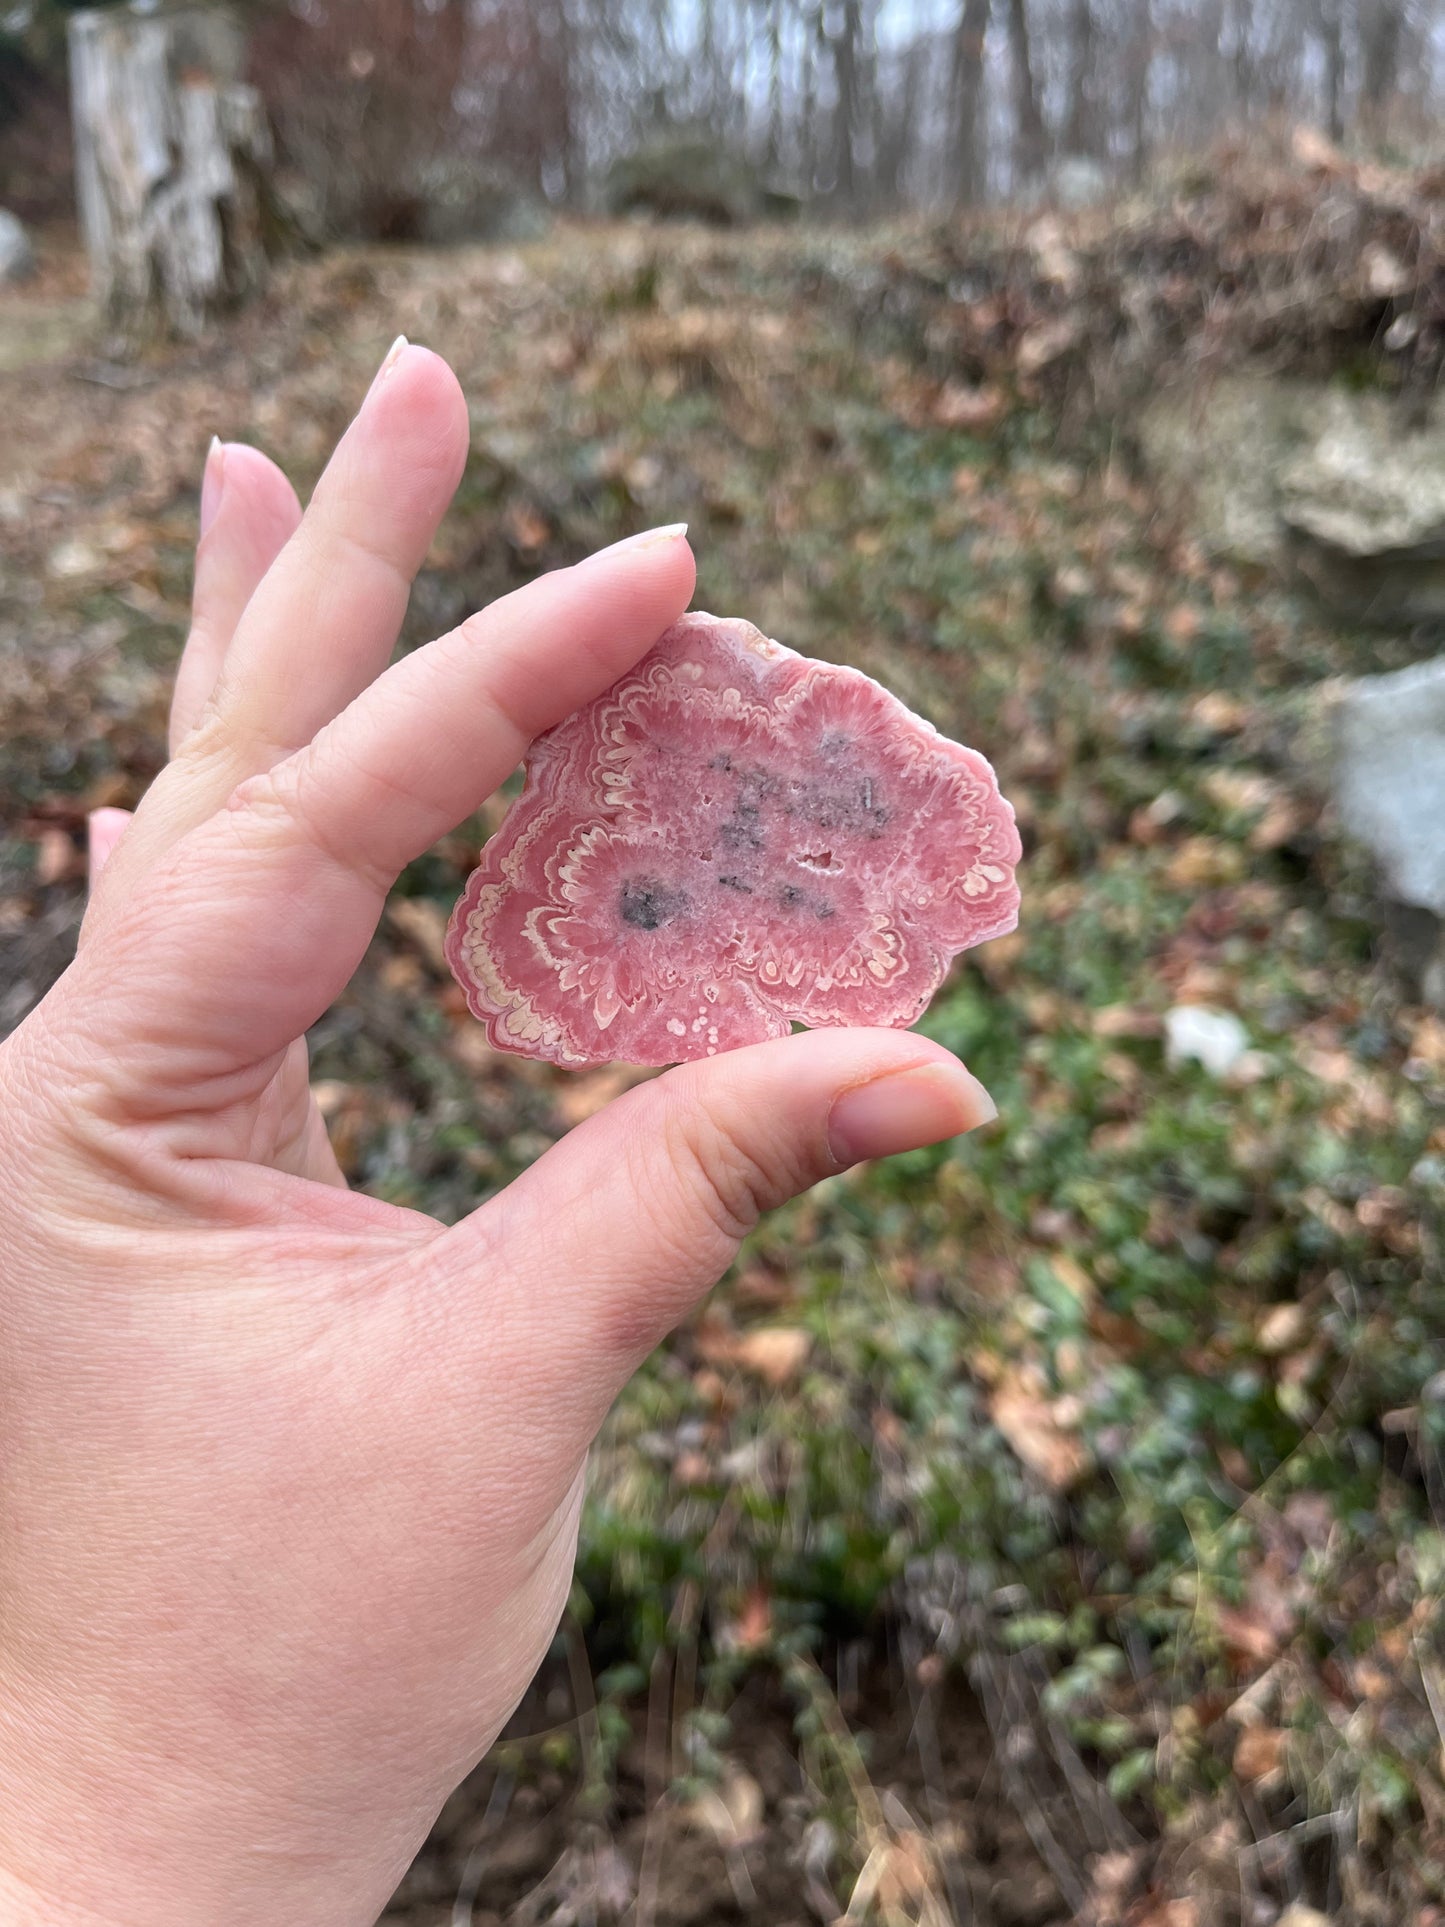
[952,0,991,205]
[1006,0,1048,187]
[1126,0,1152,180]
[831,0,863,203]
[1316,0,1345,141]
[1227,0,1253,116]
[1064,0,1097,157]
[1360,0,1403,127]
[69,3,274,337]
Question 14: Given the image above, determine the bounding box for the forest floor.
[1,175,1442,1927]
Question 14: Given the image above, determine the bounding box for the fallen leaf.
[1291,123,1347,173]
[1093,1003,1163,1040]
[1049,1252,1095,1305]
[554,1064,646,1125]
[932,381,1006,431]
[503,501,551,551]
[696,1317,812,1388]
[731,1327,811,1386]
[989,1374,1090,1492]
[1233,1724,1286,1782]
[34,826,81,886]
[1256,1302,1309,1355]
[385,896,450,973]
[1015,314,1081,376]
[1165,838,1246,889]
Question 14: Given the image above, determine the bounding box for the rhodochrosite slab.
[446,613,1021,1068]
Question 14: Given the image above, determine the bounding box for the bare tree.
[952,0,992,203]
[1125,0,1152,176]
[831,0,864,202]
[1063,0,1098,156]
[1359,0,1404,127]
[1006,0,1049,185]
[1315,0,1346,140]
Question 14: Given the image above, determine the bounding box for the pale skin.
[0,341,995,1927]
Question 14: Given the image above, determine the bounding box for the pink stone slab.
[445,612,1021,1068]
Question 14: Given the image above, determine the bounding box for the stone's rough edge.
[444,612,1022,1069]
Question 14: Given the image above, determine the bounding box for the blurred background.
[2,5,1445,1926]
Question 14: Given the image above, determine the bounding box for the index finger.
[78,528,696,1095]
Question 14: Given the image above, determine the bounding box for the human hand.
[0,341,995,1927]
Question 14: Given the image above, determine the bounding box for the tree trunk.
[1227,0,1253,117]
[1359,0,1403,129]
[69,4,274,338]
[1317,0,1345,141]
[952,0,990,205]
[831,0,862,205]
[1006,0,1047,188]
[765,0,784,172]
[1126,0,1152,180]
[1063,0,1096,157]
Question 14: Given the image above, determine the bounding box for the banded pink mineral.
[445,613,1021,1068]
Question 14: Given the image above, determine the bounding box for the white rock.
[0,209,33,284]
[1334,655,1445,920]
[1164,1004,1250,1078]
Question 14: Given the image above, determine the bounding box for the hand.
[0,342,995,1927]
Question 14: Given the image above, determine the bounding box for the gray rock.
[0,209,35,284]
[1280,394,1445,623]
[605,136,770,227]
[1139,377,1445,622]
[1137,376,1325,568]
[1333,654,1445,1004]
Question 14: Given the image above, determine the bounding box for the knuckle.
[659,1092,787,1249]
[227,751,391,894]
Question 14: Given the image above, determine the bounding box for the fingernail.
[199,436,225,537]
[828,1061,996,1168]
[371,333,410,392]
[590,522,689,560]
[87,806,132,888]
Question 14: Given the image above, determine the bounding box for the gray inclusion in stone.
[619,877,689,931]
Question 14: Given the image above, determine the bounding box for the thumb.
[437,1029,994,1426]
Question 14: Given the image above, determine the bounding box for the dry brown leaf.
[1256,1302,1309,1355]
[502,501,551,552]
[1049,1252,1095,1306]
[1093,1003,1163,1040]
[1190,692,1251,734]
[385,895,450,973]
[1132,1901,1199,1927]
[681,1766,766,1848]
[989,1376,1090,1492]
[553,1064,647,1126]
[1165,838,1246,889]
[1406,1015,1445,1072]
[731,1327,812,1386]
[932,381,1007,431]
[697,1317,812,1388]
[33,826,81,886]
[1232,1723,1286,1783]
[1291,123,1347,174]
[1015,314,1081,376]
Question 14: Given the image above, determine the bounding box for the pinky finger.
[169,440,303,755]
